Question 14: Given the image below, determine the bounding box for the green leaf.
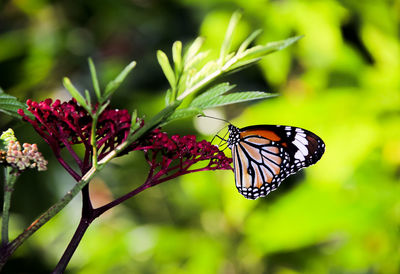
[0,89,33,119]
[190,83,235,107]
[63,77,89,111]
[165,89,172,106]
[129,100,182,143]
[237,29,263,55]
[172,41,183,74]
[84,89,92,109]
[130,109,141,133]
[97,100,110,116]
[227,57,262,73]
[182,60,217,91]
[88,58,101,101]
[157,100,182,127]
[183,51,209,71]
[220,11,242,64]
[183,37,204,68]
[242,35,303,59]
[166,107,203,122]
[157,50,176,88]
[192,91,276,109]
[104,61,136,99]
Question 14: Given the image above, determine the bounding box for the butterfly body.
[227,124,325,200]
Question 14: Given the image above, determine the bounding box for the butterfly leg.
[211,134,229,151]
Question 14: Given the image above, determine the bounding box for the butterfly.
[223,124,325,200]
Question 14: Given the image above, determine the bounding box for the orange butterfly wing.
[228,125,325,200]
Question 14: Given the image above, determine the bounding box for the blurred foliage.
[0,0,399,273]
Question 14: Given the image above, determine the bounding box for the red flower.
[131,129,232,186]
[18,99,232,184]
[18,99,133,180]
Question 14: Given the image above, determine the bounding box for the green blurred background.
[1,0,399,273]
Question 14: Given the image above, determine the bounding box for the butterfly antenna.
[197,114,231,149]
[197,114,231,124]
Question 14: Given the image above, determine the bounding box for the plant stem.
[53,181,152,272]
[0,104,179,271]
[50,105,180,272]
[1,187,12,246]
[55,153,81,182]
[52,217,91,274]
[1,168,16,246]
[94,181,151,218]
[0,166,96,271]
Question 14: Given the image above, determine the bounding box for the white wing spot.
[295,134,308,146]
[293,139,308,156]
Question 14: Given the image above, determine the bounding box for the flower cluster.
[18,98,232,183]
[132,129,232,185]
[0,140,47,172]
[18,99,133,179]
[96,108,132,158]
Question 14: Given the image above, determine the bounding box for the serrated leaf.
[104,60,136,99]
[0,90,33,119]
[192,91,276,109]
[157,50,176,88]
[190,83,235,107]
[166,107,203,122]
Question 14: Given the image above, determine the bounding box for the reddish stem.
[51,217,91,274]
[93,182,152,218]
[54,154,81,182]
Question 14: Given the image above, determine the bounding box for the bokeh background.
[1,0,399,273]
